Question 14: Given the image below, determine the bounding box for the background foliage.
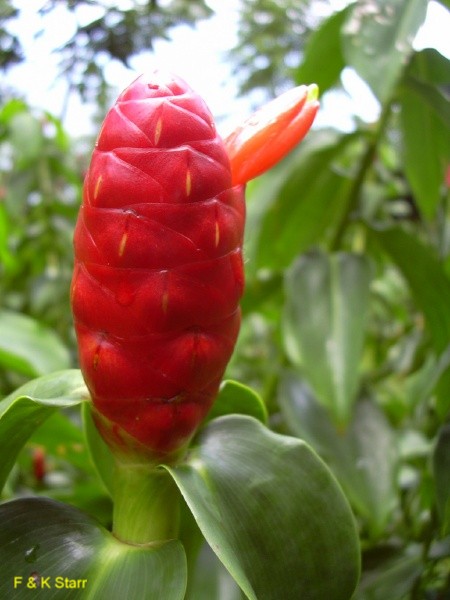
[1,0,450,598]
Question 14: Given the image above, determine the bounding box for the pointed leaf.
[0,310,71,377]
[167,415,360,600]
[296,6,350,94]
[0,370,89,492]
[0,497,186,599]
[370,226,450,353]
[283,252,373,425]
[342,0,428,102]
[279,372,398,537]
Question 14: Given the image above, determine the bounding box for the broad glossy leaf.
[371,226,450,353]
[296,6,350,94]
[342,0,428,102]
[0,370,88,492]
[283,252,373,425]
[0,497,186,599]
[253,130,357,270]
[433,424,450,534]
[167,415,360,600]
[279,372,398,537]
[0,310,70,378]
[206,380,267,424]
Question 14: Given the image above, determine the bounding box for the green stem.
[112,461,180,545]
[330,99,393,251]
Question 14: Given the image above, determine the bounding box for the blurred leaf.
[0,497,187,600]
[353,546,422,600]
[0,310,71,378]
[433,424,450,534]
[409,47,450,85]
[342,0,428,102]
[279,372,398,537]
[8,111,43,164]
[0,370,88,492]
[405,76,450,129]
[296,5,351,94]
[370,226,450,353]
[205,380,267,424]
[283,252,373,425]
[168,415,360,600]
[29,410,91,473]
[254,130,357,270]
[186,543,243,600]
[399,85,450,218]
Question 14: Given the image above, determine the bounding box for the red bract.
[71,70,318,460]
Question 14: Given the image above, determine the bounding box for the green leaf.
[433,424,450,535]
[283,252,373,425]
[254,131,357,270]
[0,497,186,599]
[0,370,88,492]
[8,111,43,164]
[405,76,450,129]
[370,226,450,353]
[399,48,450,218]
[342,0,428,102]
[186,543,243,600]
[82,402,115,497]
[167,415,360,600]
[399,85,450,218]
[0,310,71,378]
[296,6,350,94]
[352,546,422,600]
[205,380,267,424]
[278,372,398,537]
[409,48,450,85]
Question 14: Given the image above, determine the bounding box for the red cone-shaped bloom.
[72,70,318,460]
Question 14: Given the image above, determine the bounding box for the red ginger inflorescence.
[71,70,319,460]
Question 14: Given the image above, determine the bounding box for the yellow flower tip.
[307,84,319,103]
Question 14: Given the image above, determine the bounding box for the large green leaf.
[167,415,360,600]
[0,370,89,492]
[283,252,373,425]
[296,6,350,94]
[433,424,450,535]
[278,372,398,538]
[253,130,357,270]
[342,0,428,102]
[370,226,450,353]
[0,310,71,377]
[0,497,186,599]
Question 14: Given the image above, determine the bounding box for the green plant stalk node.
[112,461,180,545]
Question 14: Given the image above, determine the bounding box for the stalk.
[112,461,180,545]
[330,99,393,250]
